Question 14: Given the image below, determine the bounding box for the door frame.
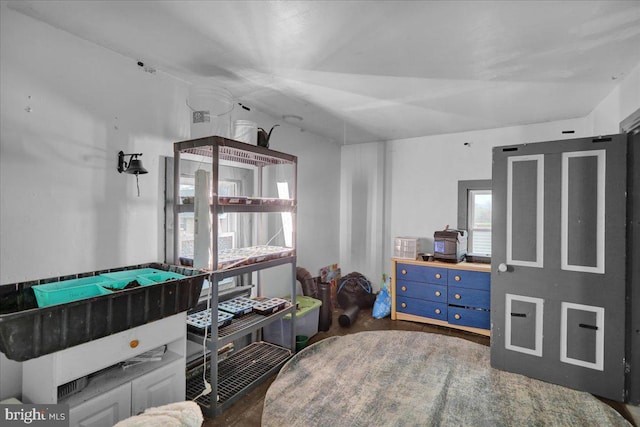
[622,109,640,404]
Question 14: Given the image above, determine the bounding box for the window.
[458,180,492,257]
[277,182,293,248]
[165,157,255,296]
[177,178,239,261]
[468,189,492,255]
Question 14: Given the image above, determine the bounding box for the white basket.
[393,237,420,260]
[233,120,257,144]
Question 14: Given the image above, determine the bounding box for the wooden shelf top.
[392,258,491,273]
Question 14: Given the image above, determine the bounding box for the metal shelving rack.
[173,136,297,417]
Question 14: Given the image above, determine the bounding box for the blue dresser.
[392,259,491,336]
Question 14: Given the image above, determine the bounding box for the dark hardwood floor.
[201,307,635,427]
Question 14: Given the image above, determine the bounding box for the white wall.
[376,63,640,281]
[381,117,589,275]
[339,142,385,286]
[586,63,640,135]
[0,6,187,285]
[338,63,640,287]
[251,115,341,280]
[0,5,340,399]
[231,108,342,297]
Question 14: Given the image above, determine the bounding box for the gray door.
[491,134,627,401]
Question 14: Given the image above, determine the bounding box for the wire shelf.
[176,136,296,167]
[186,341,291,407]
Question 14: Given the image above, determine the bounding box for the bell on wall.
[125,157,148,175]
[118,151,148,196]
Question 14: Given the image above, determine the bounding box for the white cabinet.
[131,358,185,416]
[68,358,185,427]
[22,314,187,426]
[69,383,130,427]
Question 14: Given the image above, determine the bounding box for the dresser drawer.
[397,296,447,321]
[448,306,490,329]
[396,281,447,303]
[396,263,447,285]
[447,270,490,290]
[448,286,490,310]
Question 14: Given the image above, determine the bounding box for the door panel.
[507,155,544,267]
[561,302,604,370]
[505,294,543,357]
[491,134,627,401]
[561,150,605,273]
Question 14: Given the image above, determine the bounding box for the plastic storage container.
[187,85,233,139]
[101,277,155,290]
[233,120,258,145]
[138,271,186,283]
[99,268,163,281]
[33,283,113,308]
[31,268,180,307]
[0,262,207,362]
[263,296,321,348]
[393,237,420,260]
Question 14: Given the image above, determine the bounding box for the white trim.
[505,294,544,357]
[560,302,605,371]
[506,155,544,268]
[561,150,606,274]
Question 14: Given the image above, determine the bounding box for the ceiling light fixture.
[282,114,303,124]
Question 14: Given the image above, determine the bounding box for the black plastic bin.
[0,262,207,362]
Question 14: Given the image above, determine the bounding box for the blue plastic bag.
[372,274,391,319]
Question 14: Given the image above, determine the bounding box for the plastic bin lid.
[282,295,322,319]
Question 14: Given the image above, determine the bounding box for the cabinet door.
[69,383,131,427]
[131,359,185,416]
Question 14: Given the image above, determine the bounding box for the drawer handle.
[401,286,407,291]
[454,275,461,282]
[401,302,407,308]
[454,314,461,320]
[454,294,461,300]
[579,323,598,330]
[435,273,441,279]
[401,269,407,275]
[435,308,441,314]
[130,339,139,348]
[435,291,441,297]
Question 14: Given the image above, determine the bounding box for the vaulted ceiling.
[8,0,640,144]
